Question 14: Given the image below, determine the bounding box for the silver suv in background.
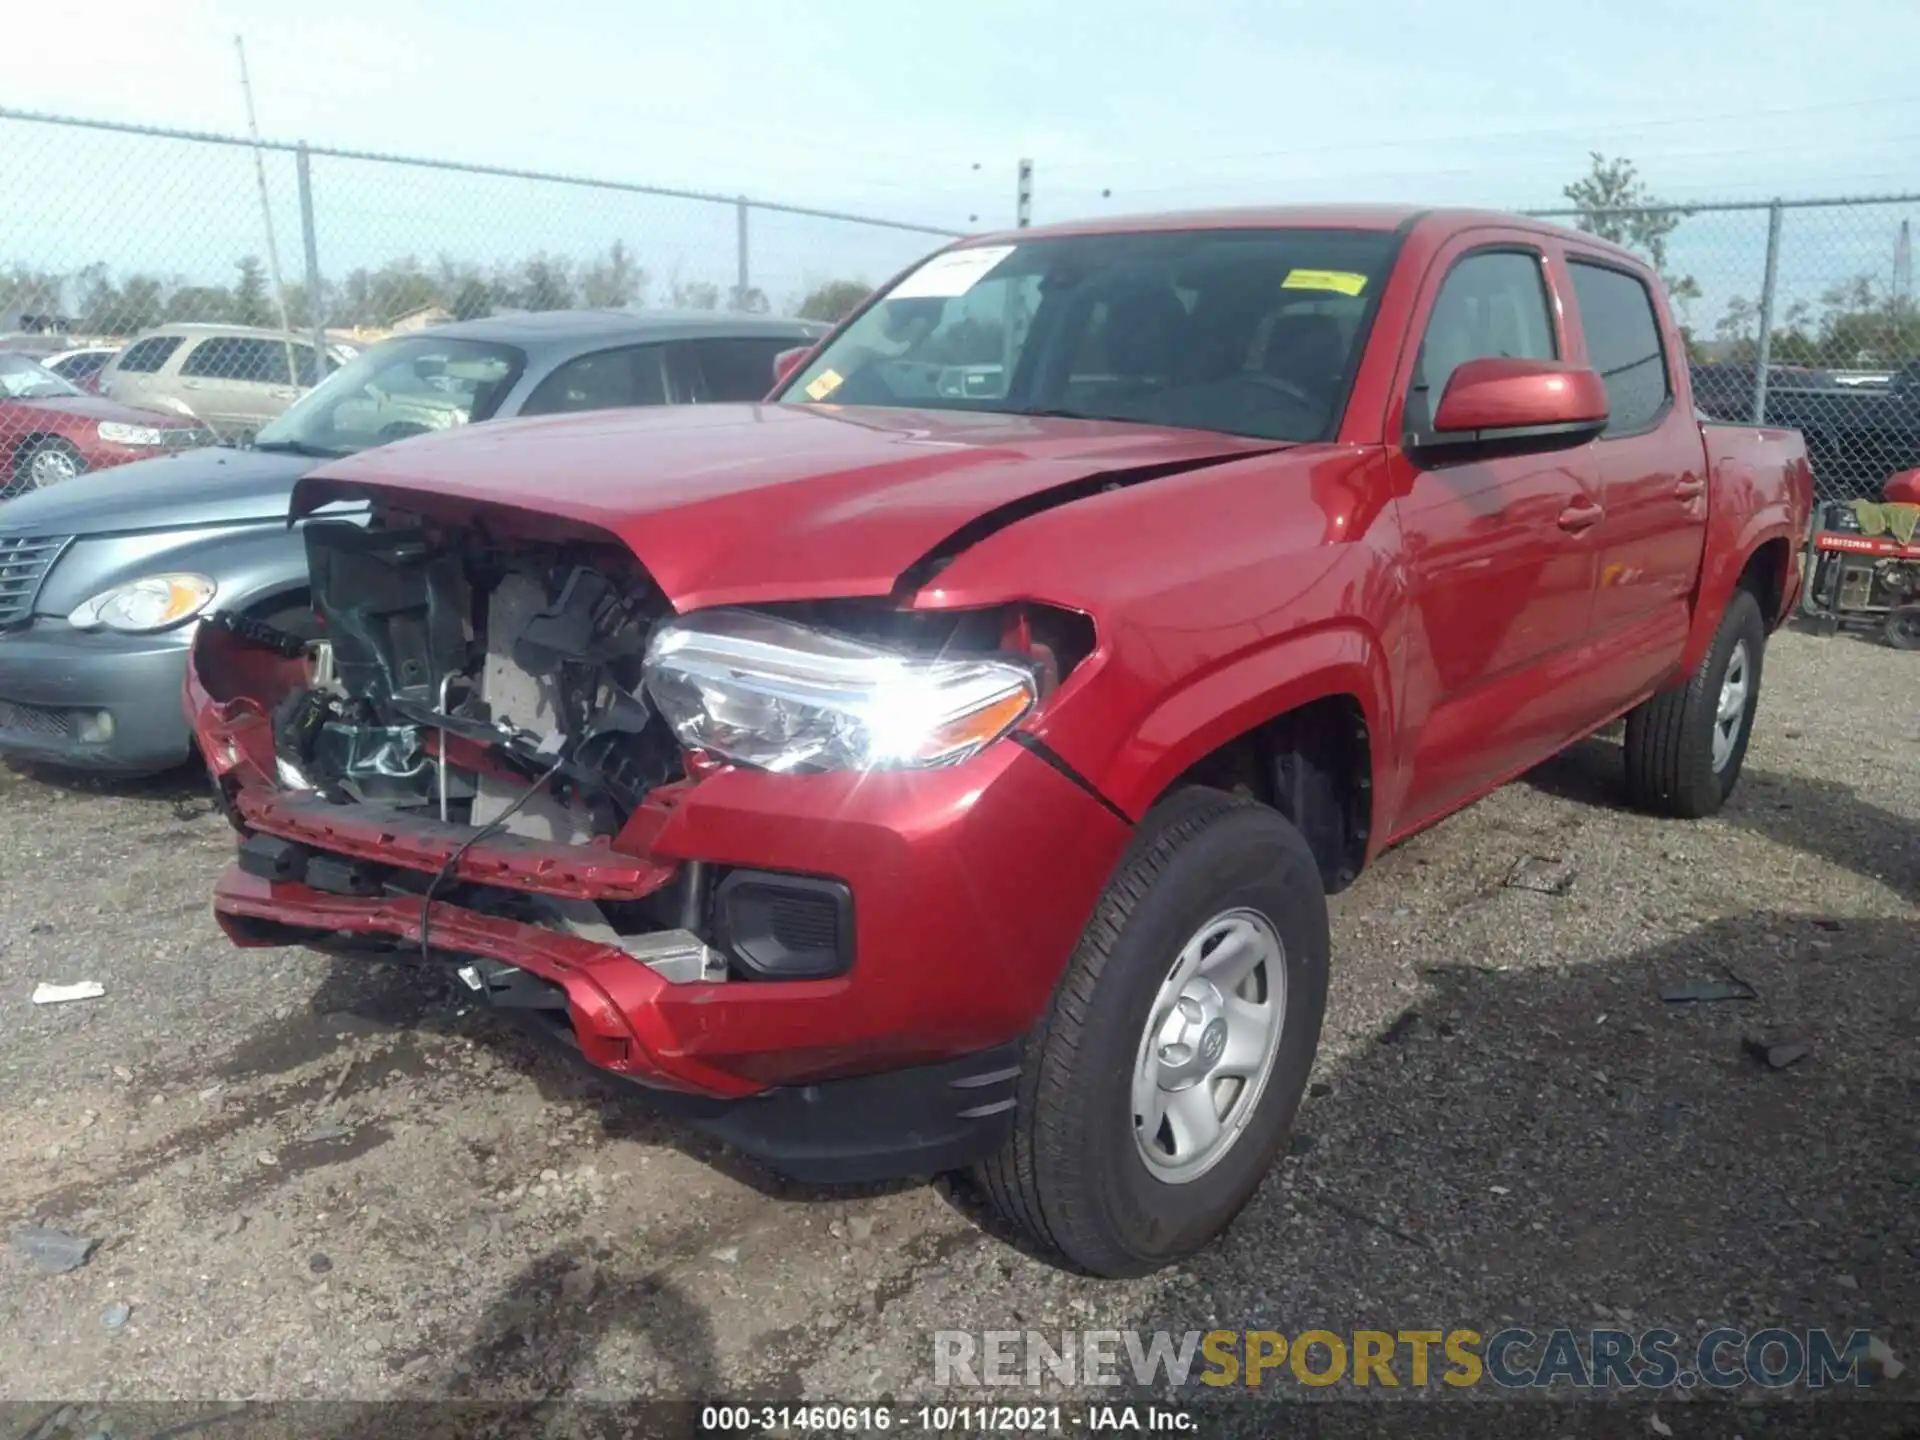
[99,323,358,442]
[0,308,826,774]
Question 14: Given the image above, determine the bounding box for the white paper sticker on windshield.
[889,245,1017,300]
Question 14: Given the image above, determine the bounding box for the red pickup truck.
[187,207,1811,1277]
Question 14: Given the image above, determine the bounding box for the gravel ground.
[0,625,1914,1429]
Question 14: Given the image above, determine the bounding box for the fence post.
[1750,199,1784,425]
[735,198,749,310]
[295,144,326,366]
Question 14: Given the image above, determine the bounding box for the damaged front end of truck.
[187,489,1129,1181]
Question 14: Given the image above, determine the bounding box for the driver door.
[1386,235,1605,827]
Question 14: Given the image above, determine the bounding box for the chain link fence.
[1524,196,1920,506]
[3,105,1920,507]
[0,107,961,494]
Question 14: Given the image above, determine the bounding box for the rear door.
[1558,252,1709,679]
[231,338,307,434]
[1385,234,1606,825]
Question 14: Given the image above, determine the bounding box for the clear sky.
[7,0,1920,323]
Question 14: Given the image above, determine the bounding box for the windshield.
[0,352,84,400]
[254,336,524,457]
[777,228,1399,442]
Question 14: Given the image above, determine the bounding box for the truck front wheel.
[976,786,1329,1277]
[1623,587,1767,818]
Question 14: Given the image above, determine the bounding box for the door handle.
[1673,474,1706,501]
[1557,500,1604,533]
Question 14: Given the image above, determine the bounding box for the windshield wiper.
[1009,406,1113,422]
[249,439,341,458]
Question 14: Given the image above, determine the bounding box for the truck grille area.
[0,697,74,738]
[0,534,70,628]
[276,516,684,831]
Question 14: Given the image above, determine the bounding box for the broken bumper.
[191,635,1132,1176]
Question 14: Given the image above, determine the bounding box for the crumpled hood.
[0,445,316,537]
[294,403,1281,609]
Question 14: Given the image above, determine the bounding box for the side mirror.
[772,345,813,388]
[1415,357,1609,460]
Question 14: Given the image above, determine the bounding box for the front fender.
[1037,620,1395,825]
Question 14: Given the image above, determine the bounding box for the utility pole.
[234,35,299,392]
[1016,159,1033,229]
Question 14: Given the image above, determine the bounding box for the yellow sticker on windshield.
[1282,269,1368,297]
[804,368,844,401]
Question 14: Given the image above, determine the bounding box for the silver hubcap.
[1711,640,1751,773]
[28,447,78,487]
[1132,908,1287,1184]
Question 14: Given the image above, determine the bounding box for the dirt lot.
[1,625,1914,1425]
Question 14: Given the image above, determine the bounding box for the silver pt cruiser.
[0,309,824,773]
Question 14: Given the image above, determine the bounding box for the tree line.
[1564,153,1919,370]
[0,243,875,338]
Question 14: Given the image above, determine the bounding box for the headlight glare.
[68,574,217,633]
[642,609,1037,773]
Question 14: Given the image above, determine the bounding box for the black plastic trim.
[639,1041,1025,1183]
[713,868,855,980]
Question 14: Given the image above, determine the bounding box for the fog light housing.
[714,870,854,979]
[75,711,115,744]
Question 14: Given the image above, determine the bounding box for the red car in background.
[1,353,214,497]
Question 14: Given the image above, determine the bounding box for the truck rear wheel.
[1623,588,1766,818]
[975,786,1329,1277]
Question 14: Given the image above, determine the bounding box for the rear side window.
[519,344,669,416]
[1407,250,1557,434]
[683,337,794,401]
[181,337,297,385]
[115,336,182,373]
[1568,261,1670,434]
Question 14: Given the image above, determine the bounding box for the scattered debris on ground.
[1503,853,1580,895]
[1659,975,1758,1003]
[10,1227,99,1274]
[1743,1034,1813,1069]
[0,627,1913,1403]
[30,981,105,1005]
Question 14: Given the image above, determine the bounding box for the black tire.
[1886,604,1920,651]
[1623,587,1767,818]
[7,436,85,496]
[975,785,1329,1277]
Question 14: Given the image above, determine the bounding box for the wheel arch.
[1680,512,1801,677]
[1094,623,1391,892]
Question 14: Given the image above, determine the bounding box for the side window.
[685,337,795,401]
[182,338,295,385]
[232,339,292,385]
[1407,249,1557,434]
[1568,261,1670,434]
[519,345,668,417]
[116,336,182,373]
[179,337,240,379]
[292,345,322,387]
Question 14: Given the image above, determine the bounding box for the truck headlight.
[68,574,217,633]
[643,609,1037,773]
